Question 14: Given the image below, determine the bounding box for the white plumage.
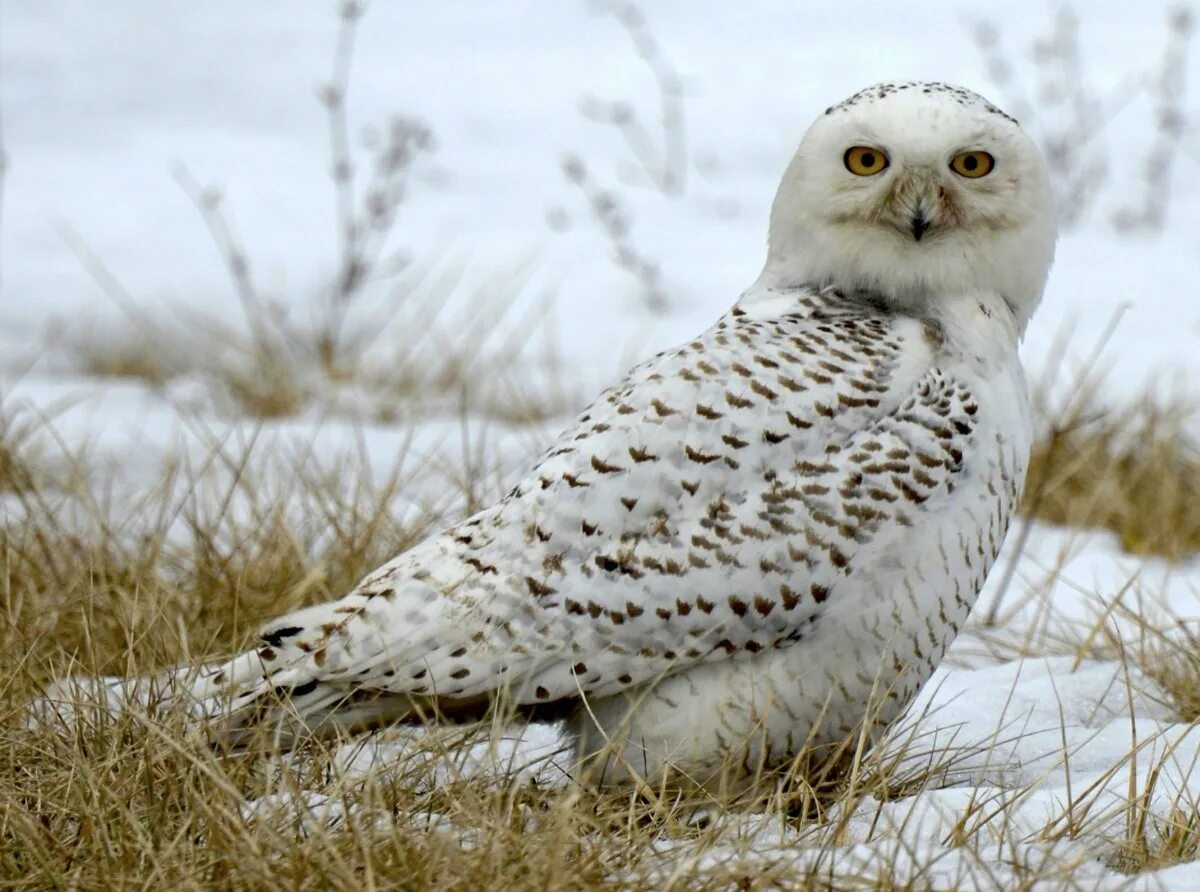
[45,82,1059,789]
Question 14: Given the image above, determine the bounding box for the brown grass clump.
[59,245,578,426]
[63,324,185,388]
[1023,400,1200,560]
[0,406,40,494]
[1,428,446,687]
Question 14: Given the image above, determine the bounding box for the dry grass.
[0,407,921,889]
[58,242,579,426]
[0,402,43,494]
[2,382,1200,888]
[1023,399,1200,560]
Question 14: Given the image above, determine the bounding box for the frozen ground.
[6,1,1200,888]
[221,523,1200,889]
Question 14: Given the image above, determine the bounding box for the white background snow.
[6,1,1200,887]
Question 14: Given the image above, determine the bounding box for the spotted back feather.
[187,282,1027,762]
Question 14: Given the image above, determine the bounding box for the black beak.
[910,214,930,242]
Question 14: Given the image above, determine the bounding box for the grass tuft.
[1023,400,1200,560]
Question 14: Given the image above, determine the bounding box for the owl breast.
[568,290,1032,786]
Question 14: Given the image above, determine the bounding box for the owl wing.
[192,291,988,739]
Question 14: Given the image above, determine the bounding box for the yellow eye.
[843,146,889,176]
[950,151,995,178]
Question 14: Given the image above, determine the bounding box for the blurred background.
[4,0,1199,574]
[6,1,1198,422]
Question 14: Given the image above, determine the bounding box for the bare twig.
[562,2,686,313]
[583,0,686,196]
[1114,7,1194,233]
[973,8,1113,228]
[314,1,433,373]
[562,153,666,313]
[974,5,1194,232]
[172,163,276,352]
[318,0,366,369]
[324,1,365,284]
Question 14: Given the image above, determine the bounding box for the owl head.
[762,82,1057,331]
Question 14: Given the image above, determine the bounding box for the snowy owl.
[52,82,1058,789]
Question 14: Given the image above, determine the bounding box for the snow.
[7,0,1200,887]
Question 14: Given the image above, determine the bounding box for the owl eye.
[950,151,995,178]
[843,146,889,176]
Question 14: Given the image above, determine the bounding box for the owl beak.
[910,213,930,242]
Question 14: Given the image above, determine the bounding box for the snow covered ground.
[7,1,1200,887]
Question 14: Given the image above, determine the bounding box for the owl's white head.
[760,82,1056,331]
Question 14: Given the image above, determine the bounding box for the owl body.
[44,82,1057,790]
[194,280,1031,787]
[570,286,1031,783]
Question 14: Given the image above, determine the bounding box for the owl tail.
[28,650,420,749]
